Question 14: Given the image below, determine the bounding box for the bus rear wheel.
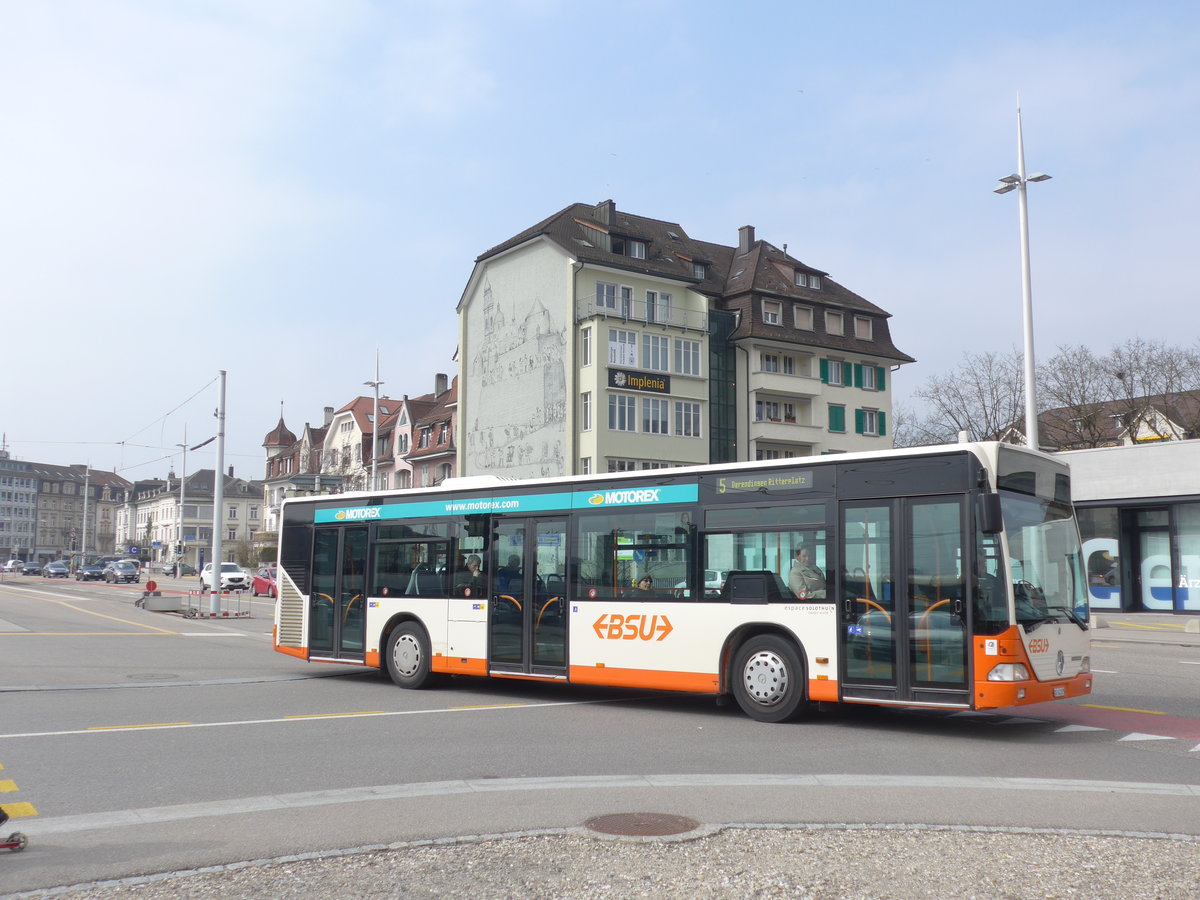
[385,622,439,689]
[732,635,809,723]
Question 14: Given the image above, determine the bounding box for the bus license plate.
[1053,687,1066,698]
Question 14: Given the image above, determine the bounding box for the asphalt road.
[1,575,1198,894]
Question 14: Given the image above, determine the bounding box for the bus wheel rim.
[742,650,789,706]
[393,633,421,677]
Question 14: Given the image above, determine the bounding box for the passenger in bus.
[456,554,485,596]
[497,554,522,594]
[635,575,654,592]
[788,546,827,599]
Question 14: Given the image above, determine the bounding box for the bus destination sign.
[714,470,813,494]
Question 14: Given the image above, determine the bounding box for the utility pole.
[210,370,227,615]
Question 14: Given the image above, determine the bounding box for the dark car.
[44,560,70,578]
[75,562,105,581]
[167,562,196,577]
[102,561,140,584]
[20,562,42,576]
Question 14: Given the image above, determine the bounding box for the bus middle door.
[489,518,568,677]
[309,525,368,661]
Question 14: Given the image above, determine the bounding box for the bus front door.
[309,525,368,661]
[489,518,568,677]
[840,498,969,706]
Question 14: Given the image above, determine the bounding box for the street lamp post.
[994,102,1052,450]
[364,350,384,492]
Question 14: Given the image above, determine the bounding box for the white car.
[673,569,730,597]
[3,560,24,573]
[200,562,250,592]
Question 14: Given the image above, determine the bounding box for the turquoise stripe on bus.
[312,484,699,524]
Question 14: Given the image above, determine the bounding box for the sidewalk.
[1090,611,1200,646]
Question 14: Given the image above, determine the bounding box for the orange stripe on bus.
[431,656,488,677]
[807,678,838,703]
[275,644,308,661]
[364,651,381,669]
[568,665,718,693]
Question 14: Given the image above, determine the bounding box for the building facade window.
[674,338,701,376]
[581,392,592,431]
[821,359,845,386]
[828,404,847,433]
[581,327,592,366]
[756,400,781,421]
[855,316,873,340]
[596,281,617,310]
[762,300,782,325]
[642,334,670,372]
[642,397,670,434]
[609,328,637,367]
[646,291,671,324]
[855,408,885,436]
[826,311,844,335]
[608,394,636,432]
[675,401,702,437]
[761,352,780,373]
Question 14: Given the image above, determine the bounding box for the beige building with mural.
[457,200,913,478]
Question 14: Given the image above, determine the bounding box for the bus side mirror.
[977,493,1003,535]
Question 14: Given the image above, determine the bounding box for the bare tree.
[1037,344,1115,448]
[1106,338,1200,440]
[909,349,1026,444]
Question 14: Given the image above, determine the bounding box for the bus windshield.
[997,450,1088,629]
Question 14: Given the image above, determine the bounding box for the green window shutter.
[819,358,829,383]
[877,367,886,391]
[854,363,864,388]
[855,409,865,434]
[878,411,887,436]
[828,405,845,432]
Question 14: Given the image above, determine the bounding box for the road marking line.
[88,723,193,731]
[1091,669,1120,674]
[0,801,37,817]
[0,698,615,739]
[1082,704,1166,715]
[1,586,178,634]
[1090,643,1122,648]
[0,779,16,792]
[1119,733,1175,742]
[283,711,389,720]
[1055,725,1106,733]
[1108,620,1185,631]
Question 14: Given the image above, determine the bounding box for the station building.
[456,199,914,479]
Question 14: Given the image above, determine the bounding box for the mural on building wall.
[466,276,567,478]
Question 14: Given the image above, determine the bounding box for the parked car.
[251,566,277,598]
[119,559,143,573]
[3,560,23,573]
[44,560,70,578]
[102,561,140,584]
[673,569,730,598]
[20,562,42,576]
[166,562,196,577]
[75,562,105,581]
[200,562,250,592]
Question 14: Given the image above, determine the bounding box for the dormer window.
[854,316,873,340]
[762,299,782,325]
[611,237,646,259]
[794,271,822,290]
[693,262,706,279]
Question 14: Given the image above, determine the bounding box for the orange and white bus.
[273,442,1092,722]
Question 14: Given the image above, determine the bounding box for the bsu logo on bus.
[592,613,673,641]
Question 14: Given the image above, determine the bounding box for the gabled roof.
[475,200,913,364]
[408,376,458,462]
[1034,390,1200,450]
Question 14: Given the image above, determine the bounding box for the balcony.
[576,296,710,332]
[750,417,824,445]
[749,369,822,399]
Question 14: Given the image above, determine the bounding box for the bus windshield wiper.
[1044,605,1088,630]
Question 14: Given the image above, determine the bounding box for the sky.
[3,0,1198,482]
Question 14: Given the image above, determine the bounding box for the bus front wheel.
[385,622,438,689]
[732,635,809,723]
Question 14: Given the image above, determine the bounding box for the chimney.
[738,225,755,254]
[435,373,448,396]
[228,465,234,478]
[595,199,616,225]
[324,406,334,426]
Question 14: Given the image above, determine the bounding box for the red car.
[251,566,277,598]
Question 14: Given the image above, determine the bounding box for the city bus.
[273,442,1092,722]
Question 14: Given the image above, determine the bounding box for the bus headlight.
[987,663,1031,682]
